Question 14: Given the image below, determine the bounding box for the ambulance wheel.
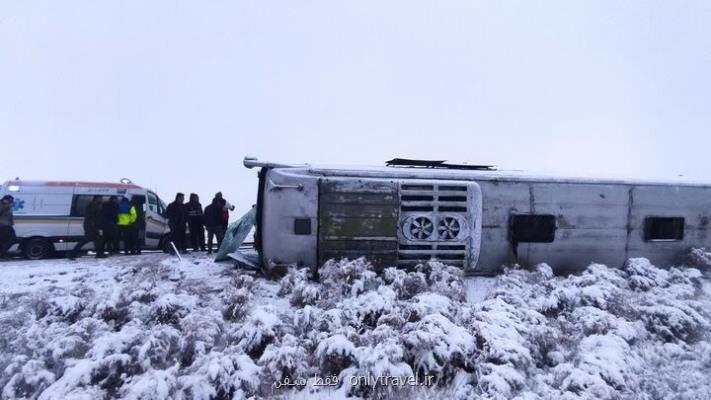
[24,238,53,260]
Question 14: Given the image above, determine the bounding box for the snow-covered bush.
[149,294,194,326]
[177,348,259,400]
[1,253,710,399]
[686,247,711,271]
[278,267,310,296]
[32,294,86,323]
[259,334,310,383]
[2,357,56,400]
[421,262,467,302]
[345,337,413,398]
[179,310,224,362]
[290,280,321,307]
[279,267,322,307]
[135,325,182,370]
[320,257,380,302]
[315,334,357,376]
[235,305,281,359]
[120,367,178,400]
[402,313,475,383]
[222,286,252,321]
[382,267,429,300]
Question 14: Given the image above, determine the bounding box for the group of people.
[0,195,16,260]
[165,191,234,254]
[0,190,235,260]
[70,196,144,259]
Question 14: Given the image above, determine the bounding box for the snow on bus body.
[0,180,171,259]
[244,157,711,276]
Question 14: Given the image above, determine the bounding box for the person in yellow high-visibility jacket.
[117,197,138,255]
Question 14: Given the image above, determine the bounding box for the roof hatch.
[386,158,496,171]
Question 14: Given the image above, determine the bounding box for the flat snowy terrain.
[1,253,710,399]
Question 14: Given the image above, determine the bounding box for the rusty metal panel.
[319,203,398,219]
[320,216,398,237]
[321,192,398,205]
[318,179,399,268]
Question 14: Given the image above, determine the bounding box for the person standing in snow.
[117,197,138,255]
[204,197,225,254]
[0,195,16,260]
[166,192,188,253]
[69,195,106,259]
[131,196,145,254]
[214,191,235,238]
[101,196,120,255]
[185,193,205,252]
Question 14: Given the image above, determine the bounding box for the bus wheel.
[24,238,53,260]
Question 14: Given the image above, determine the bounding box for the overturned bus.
[244,157,711,275]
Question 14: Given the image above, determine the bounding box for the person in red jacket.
[214,192,235,237]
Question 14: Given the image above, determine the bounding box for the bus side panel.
[628,185,711,267]
[261,169,320,268]
[526,183,629,273]
[477,181,530,274]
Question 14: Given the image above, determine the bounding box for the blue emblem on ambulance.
[12,199,25,211]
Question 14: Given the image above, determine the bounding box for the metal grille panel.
[398,183,470,267]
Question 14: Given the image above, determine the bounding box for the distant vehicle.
[0,180,172,259]
[244,157,711,275]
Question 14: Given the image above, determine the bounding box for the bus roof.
[302,164,711,188]
[243,157,711,188]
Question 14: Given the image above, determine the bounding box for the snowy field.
[1,253,710,400]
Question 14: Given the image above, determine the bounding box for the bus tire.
[23,238,54,260]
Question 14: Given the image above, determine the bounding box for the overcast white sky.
[2,1,711,214]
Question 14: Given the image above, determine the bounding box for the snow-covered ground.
[1,253,710,399]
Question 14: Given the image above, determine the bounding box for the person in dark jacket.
[185,193,205,252]
[166,192,188,253]
[101,196,120,254]
[204,197,224,254]
[68,196,106,259]
[117,197,138,255]
[0,195,16,259]
[131,196,145,254]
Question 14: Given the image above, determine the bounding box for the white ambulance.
[0,179,171,259]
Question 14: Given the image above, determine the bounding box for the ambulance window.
[158,199,167,217]
[132,195,146,212]
[510,214,557,243]
[71,195,95,217]
[147,192,158,213]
